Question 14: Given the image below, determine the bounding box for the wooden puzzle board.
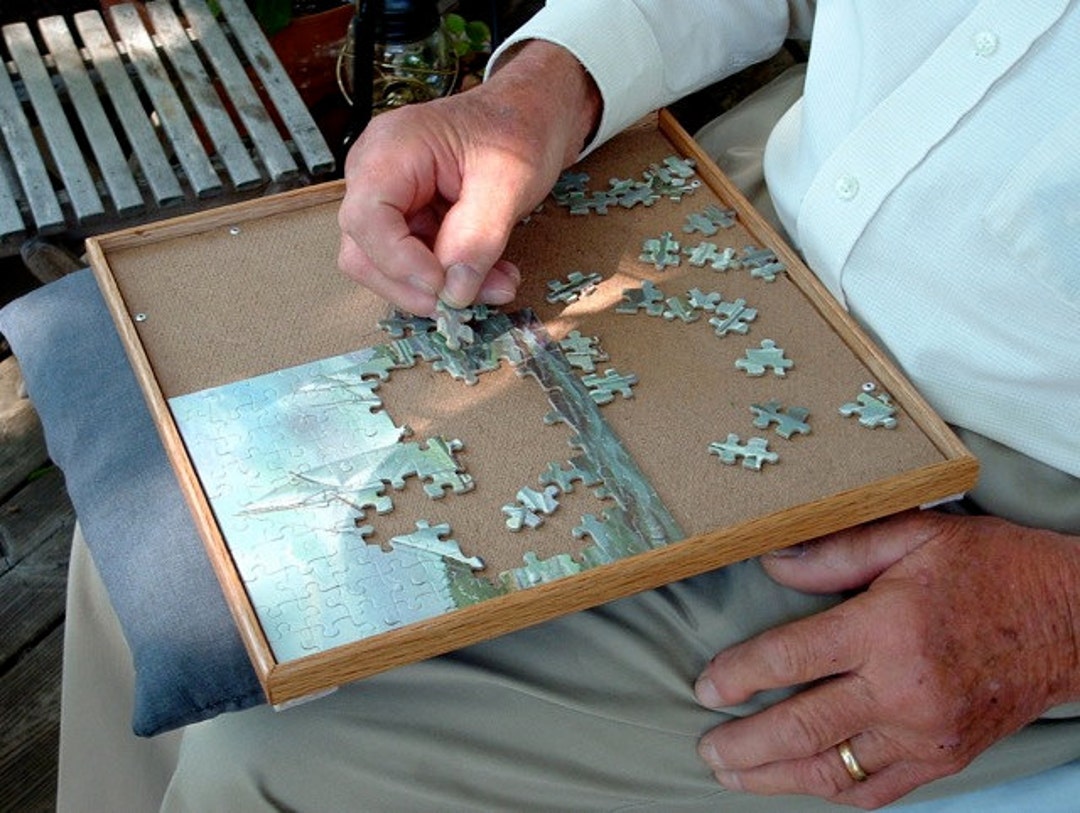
[87,112,977,704]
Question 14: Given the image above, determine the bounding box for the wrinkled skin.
[695,510,1080,808]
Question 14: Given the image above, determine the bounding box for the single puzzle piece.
[740,245,787,282]
[502,485,561,531]
[639,232,681,270]
[546,271,603,304]
[388,519,484,570]
[568,191,613,215]
[687,287,723,312]
[663,294,699,323]
[750,400,812,439]
[615,279,666,316]
[434,301,476,350]
[581,368,638,405]
[708,298,758,336]
[683,241,738,270]
[736,339,793,376]
[617,182,661,209]
[839,391,898,429]
[708,433,779,470]
[682,204,736,236]
[558,330,609,372]
[656,154,697,178]
[646,172,698,202]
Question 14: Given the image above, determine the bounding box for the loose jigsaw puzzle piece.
[639,231,681,270]
[708,433,779,470]
[736,339,793,376]
[750,400,812,439]
[740,245,786,282]
[684,242,738,270]
[502,485,560,531]
[615,280,666,316]
[682,204,736,236]
[663,294,699,323]
[840,390,898,429]
[581,368,638,405]
[558,330,608,372]
[546,271,603,304]
[709,298,758,337]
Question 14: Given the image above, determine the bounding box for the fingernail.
[480,286,516,306]
[698,740,720,767]
[694,675,723,709]
[714,770,742,790]
[443,262,481,307]
[698,740,734,774]
[768,542,807,559]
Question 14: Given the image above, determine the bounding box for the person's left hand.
[694,509,1080,809]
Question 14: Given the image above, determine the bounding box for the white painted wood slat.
[37,15,145,217]
[3,22,104,224]
[107,2,222,198]
[74,10,185,208]
[145,0,262,190]
[0,143,26,240]
[177,0,299,183]
[0,30,63,234]
[216,0,335,175]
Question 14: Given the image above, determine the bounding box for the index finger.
[337,131,447,314]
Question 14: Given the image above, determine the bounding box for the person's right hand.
[338,41,602,316]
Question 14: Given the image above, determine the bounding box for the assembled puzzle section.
[87,112,977,703]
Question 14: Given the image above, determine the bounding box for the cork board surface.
[89,114,975,697]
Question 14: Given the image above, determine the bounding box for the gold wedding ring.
[837,739,869,782]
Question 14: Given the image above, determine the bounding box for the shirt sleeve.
[487,1,814,154]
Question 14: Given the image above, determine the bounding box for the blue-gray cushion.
[0,269,264,736]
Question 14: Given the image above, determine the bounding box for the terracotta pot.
[268,4,354,111]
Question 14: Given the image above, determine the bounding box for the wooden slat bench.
[0,0,337,256]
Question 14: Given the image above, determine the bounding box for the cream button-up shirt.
[496,0,1080,478]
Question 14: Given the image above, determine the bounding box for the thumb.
[761,509,947,593]
[434,165,533,308]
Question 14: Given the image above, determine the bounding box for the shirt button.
[835,174,860,201]
[973,30,999,57]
